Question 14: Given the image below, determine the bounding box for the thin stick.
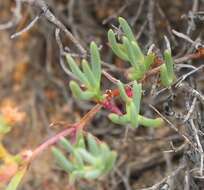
[177,83,204,104]
[102,70,119,84]
[20,0,86,55]
[0,0,22,30]
[175,64,204,87]
[172,29,201,47]
[55,28,78,79]
[11,15,40,39]
[183,97,197,122]
[147,0,156,44]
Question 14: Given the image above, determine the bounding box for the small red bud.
[102,100,122,115]
[125,86,133,97]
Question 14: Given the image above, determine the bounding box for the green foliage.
[66,42,102,101]
[160,37,174,86]
[108,81,164,128]
[5,167,27,190]
[52,131,117,183]
[0,116,11,135]
[3,17,171,189]
[108,17,154,80]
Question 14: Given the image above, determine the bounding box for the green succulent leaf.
[132,82,142,112]
[77,148,97,165]
[108,29,129,61]
[119,17,144,62]
[131,41,144,64]
[75,129,85,149]
[109,81,164,128]
[52,132,117,182]
[144,53,154,70]
[52,147,74,173]
[108,17,154,81]
[127,67,144,80]
[6,167,27,190]
[160,50,174,87]
[138,115,164,128]
[69,80,95,100]
[103,151,117,173]
[0,116,11,135]
[118,17,135,42]
[123,37,138,67]
[73,150,84,167]
[66,42,102,101]
[83,169,101,179]
[160,37,174,87]
[72,170,85,179]
[87,134,99,156]
[129,101,138,128]
[66,55,90,87]
[108,113,129,125]
[90,42,101,84]
[117,81,130,103]
[164,50,174,79]
[81,59,97,88]
[59,137,74,154]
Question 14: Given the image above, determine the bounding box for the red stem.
[30,127,76,161]
[29,104,102,161]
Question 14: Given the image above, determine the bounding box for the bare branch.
[25,0,86,55]
[11,15,40,39]
[0,0,22,30]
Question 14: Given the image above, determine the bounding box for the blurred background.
[1,0,204,189]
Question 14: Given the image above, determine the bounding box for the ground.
[1,0,204,190]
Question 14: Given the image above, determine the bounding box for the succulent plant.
[66,42,102,101]
[109,81,164,128]
[52,130,117,183]
[108,17,154,80]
